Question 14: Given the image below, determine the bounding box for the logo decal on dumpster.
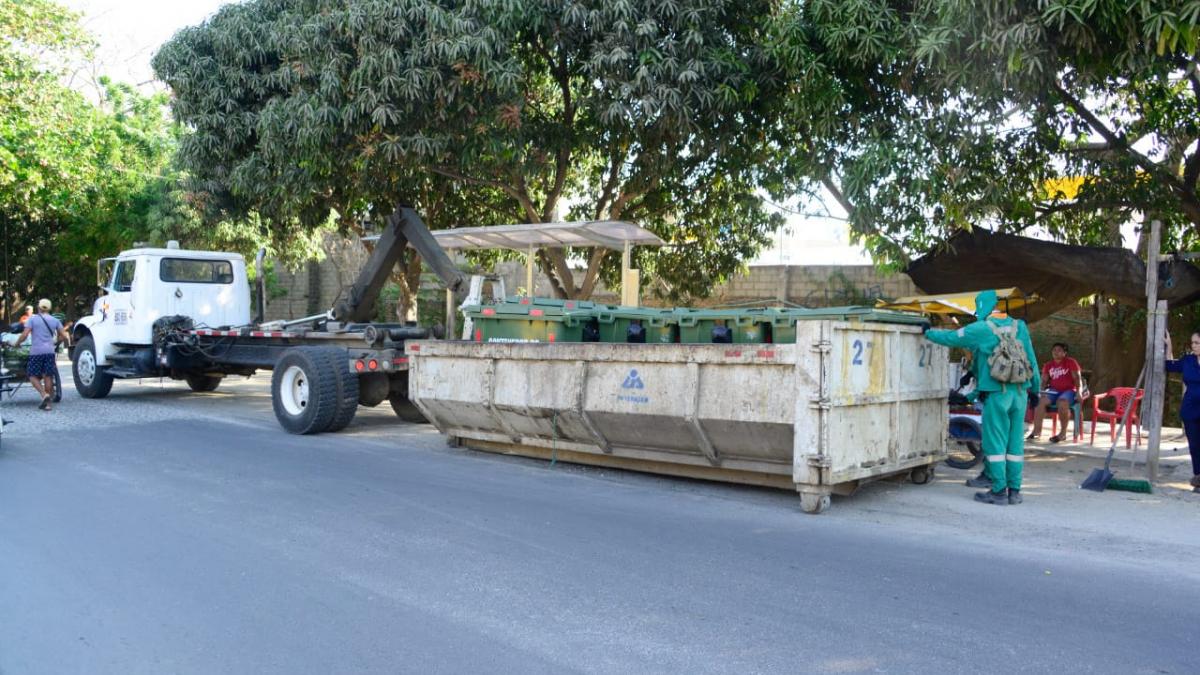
[618,369,649,403]
[622,369,645,389]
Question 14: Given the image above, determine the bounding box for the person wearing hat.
[17,298,70,410]
[923,289,1040,505]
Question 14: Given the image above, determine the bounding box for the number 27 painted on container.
[850,339,865,365]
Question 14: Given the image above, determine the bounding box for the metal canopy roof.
[428,220,665,251]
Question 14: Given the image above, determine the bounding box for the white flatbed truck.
[69,207,468,434]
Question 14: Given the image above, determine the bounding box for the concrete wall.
[263,235,371,322]
[1026,303,1096,373]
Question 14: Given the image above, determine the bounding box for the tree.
[0,1,202,317]
[777,0,1200,393]
[152,0,800,301]
[788,0,1200,262]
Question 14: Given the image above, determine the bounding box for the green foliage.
[152,0,796,300]
[0,1,179,316]
[783,0,1200,264]
[0,1,312,318]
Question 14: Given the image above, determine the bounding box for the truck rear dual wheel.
[72,336,114,399]
[325,353,360,433]
[272,348,338,434]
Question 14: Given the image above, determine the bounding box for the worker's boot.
[973,489,1008,505]
[1007,488,1023,505]
[965,471,991,488]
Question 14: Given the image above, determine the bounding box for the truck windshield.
[160,258,234,284]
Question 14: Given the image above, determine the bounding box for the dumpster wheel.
[910,464,936,485]
[799,492,831,515]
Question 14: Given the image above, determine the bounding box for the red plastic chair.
[1089,387,1144,448]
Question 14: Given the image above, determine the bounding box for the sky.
[61,0,872,267]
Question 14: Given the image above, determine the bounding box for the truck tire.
[910,464,935,485]
[325,355,360,432]
[387,372,428,423]
[357,372,389,407]
[52,366,62,403]
[388,392,428,423]
[271,348,339,435]
[72,336,114,399]
[186,374,222,392]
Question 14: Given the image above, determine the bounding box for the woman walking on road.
[17,299,70,410]
[1165,332,1200,492]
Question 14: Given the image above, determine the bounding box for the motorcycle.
[946,372,983,470]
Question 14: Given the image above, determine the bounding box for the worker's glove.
[919,321,932,334]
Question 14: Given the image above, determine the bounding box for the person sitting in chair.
[1027,342,1083,443]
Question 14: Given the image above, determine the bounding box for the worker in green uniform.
[924,290,1040,505]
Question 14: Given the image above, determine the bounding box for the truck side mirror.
[97,285,108,296]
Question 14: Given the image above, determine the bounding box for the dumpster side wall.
[406,329,947,499]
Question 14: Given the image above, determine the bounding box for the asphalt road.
[1,392,1197,673]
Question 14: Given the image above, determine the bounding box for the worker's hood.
[975,289,998,321]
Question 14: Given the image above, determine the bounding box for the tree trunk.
[1091,297,1146,396]
[393,253,423,323]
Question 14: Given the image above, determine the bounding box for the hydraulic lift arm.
[332,206,467,323]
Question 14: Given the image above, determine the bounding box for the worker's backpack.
[986,320,1032,384]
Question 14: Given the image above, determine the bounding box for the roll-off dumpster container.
[405,320,947,513]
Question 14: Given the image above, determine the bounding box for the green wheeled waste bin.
[464,303,594,343]
[592,306,679,343]
[675,308,768,344]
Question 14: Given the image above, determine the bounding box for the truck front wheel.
[72,336,114,399]
[271,348,338,434]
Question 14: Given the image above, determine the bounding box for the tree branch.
[1052,81,1158,173]
[535,252,569,298]
[1033,198,1135,218]
[1052,80,1200,226]
[542,42,574,222]
[541,248,577,297]
[578,248,608,298]
[593,142,626,219]
[430,165,540,222]
[1184,146,1200,193]
[1189,63,1200,118]
[821,174,855,218]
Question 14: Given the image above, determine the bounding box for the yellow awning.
[876,288,1040,316]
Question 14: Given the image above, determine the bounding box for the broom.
[1080,366,1153,493]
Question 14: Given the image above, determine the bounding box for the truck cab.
[70,243,251,398]
[75,243,251,361]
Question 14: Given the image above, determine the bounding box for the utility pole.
[1142,219,1165,480]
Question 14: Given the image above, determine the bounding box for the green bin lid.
[673,307,765,326]
[596,306,677,323]
[504,296,598,310]
[464,303,570,320]
[768,306,927,325]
